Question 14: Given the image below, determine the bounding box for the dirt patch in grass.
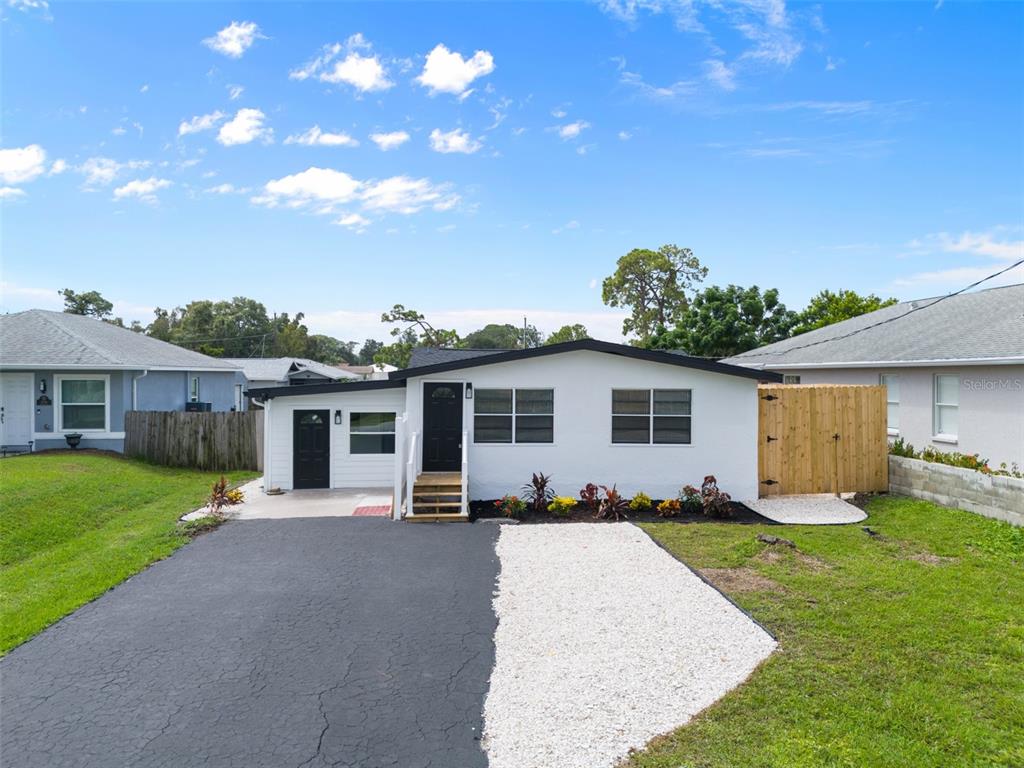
[754,546,831,572]
[905,551,956,565]
[700,567,785,593]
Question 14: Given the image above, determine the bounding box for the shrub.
[597,484,630,521]
[890,436,916,458]
[207,475,230,517]
[656,498,681,517]
[522,472,555,513]
[494,494,527,519]
[889,438,1022,478]
[679,484,702,514]
[226,488,245,505]
[548,496,576,516]
[700,475,733,519]
[579,483,602,515]
[629,492,652,513]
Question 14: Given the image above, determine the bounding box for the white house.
[247,340,780,520]
[724,283,1024,469]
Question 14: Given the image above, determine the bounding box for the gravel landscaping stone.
[482,523,777,768]
[743,495,868,524]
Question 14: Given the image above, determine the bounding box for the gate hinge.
[833,433,841,441]
[761,394,779,401]
[766,435,777,443]
[761,479,778,486]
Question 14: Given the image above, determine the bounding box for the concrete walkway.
[183,479,393,520]
[743,494,867,524]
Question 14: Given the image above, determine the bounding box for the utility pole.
[522,316,527,349]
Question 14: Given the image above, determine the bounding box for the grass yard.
[632,496,1024,768]
[0,452,256,654]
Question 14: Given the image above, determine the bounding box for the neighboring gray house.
[0,309,246,452]
[724,283,1024,468]
[223,358,350,408]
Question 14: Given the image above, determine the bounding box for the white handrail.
[406,430,419,517]
[392,415,406,521]
[460,430,469,517]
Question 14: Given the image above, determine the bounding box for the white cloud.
[290,35,393,93]
[437,223,456,233]
[253,167,362,208]
[361,176,458,214]
[617,130,632,141]
[894,228,1024,289]
[551,107,568,119]
[703,59,737,91]
[112,177,172,203]
[336,212,370,231]
[552,220,580,234]
[429,128,483,154]
[78,157,150,186]
[203,21,264,59]
[112,126,127,136]
[588,277,599,289]
[416,43,495,96]
[227,84,244,101]
[205,183,249,195]
[178,110,226,136]
[556,121,590,140]
[0,186,27,199]
[369,131,411,151]
[217,108,272,146]
[284,125,359,147]
[929,230,1023,261]
[6,0,51,20]
[49,158,67,175]
[619,66,697,102]
[0,144,47,184]
[140,83,149,93]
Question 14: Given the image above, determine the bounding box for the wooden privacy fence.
[124,411,263,471]
[758,384,888,497]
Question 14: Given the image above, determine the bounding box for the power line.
[735,257,1024,361]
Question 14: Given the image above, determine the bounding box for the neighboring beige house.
[724,283,1024,469]
[336,362,397,381]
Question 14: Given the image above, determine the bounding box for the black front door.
[293,410,330,489]
[422,383,463,471]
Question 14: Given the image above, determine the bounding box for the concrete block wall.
[889,455,1024,527]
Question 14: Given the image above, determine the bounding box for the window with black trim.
[350,412,396,454]
[474,388,553,443]
[612,389,691,444]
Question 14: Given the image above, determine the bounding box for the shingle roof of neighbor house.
[222,357,347,383]
[724,283,1024,369]
[0,309,239,370]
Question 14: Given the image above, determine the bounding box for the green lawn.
[0,452,256,654]
[631,496,1024,768]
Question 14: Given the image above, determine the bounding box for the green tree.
[793,289,898,335]
[60,289,114,319]
[306,335,357,365]
[601,244,708,346]
[356,339,384,365]
[375,305,460,368]
[270,313,310,357]
[169,297,273,357]
[460,323,542,349]
[544,323,590,344]
[652,284,798,359]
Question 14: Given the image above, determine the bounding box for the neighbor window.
[782,374,801,385]
[880,374,900,432]
[59,377,107,431]
[474,388,553,444]
[934,374,959,438]
[612,389,692,445]
[350,412,396,454]
[233,384,244,412]
[189,376,200,402]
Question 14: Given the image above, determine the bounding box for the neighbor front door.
[0,373,33,448]
[293,410,330,489]
[422,382,463,472]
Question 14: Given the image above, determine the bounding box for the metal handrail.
[460,430,469,517]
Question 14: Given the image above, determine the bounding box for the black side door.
[293,410,330,489]
[422,383,463,472]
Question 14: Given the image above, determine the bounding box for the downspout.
[263,398,271,493]
[131,370,149,410]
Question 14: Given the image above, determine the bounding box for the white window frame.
[933,374,959,442]
[233,383,244,412]
[349,411,397,455]
[54,374,110,433]
[189,376,201,403]
[473,387,554,445]
[611,388,693,446]
[880,374,900,436]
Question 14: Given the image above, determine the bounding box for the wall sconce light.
[465,383,473,399]
[39,379,47,394]
[334,409,342,425]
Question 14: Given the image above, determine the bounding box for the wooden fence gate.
[757,384,888,497]
[124,410,263,471]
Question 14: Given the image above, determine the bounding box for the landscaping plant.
[679,484,702,514]
[548,496,576,517]
[700,475,733,518]
[629,492,653,513]
[889,437,1022,478]
[597,484,630,521]
[494,495,527,519]
[522,472,555,514]
[579,483,602,515]
[656,498,681,517]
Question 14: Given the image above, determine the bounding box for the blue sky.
[2,0,1022,343]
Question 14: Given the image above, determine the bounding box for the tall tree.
[651,284,798,359]
[168,297,273,357]
[601,244,708,345]
[59,289,114,319]
[269,312,309,357]
[375,305,460,368]
[356,339,384,365]
[793,289,898,335]
[544,323,590,344]
[460,323,542,349]
[306,335,357,365]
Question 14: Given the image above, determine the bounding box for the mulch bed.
[470,500,778,525]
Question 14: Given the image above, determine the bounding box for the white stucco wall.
[779,365,1024,468]
[265,388,406,490]
[405,350,762,501]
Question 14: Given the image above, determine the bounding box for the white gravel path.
[743,495,867,524]
[482,523,777,768]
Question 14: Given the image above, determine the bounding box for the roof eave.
[738,356,1024,371]
[246,377,407,401]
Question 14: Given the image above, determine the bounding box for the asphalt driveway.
[1,519,500,768]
